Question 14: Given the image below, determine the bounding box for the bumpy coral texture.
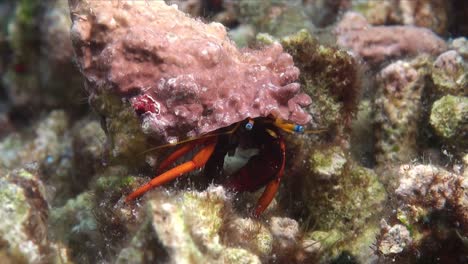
[357,0,449,35]
[69,0,311,143]
[373,59,425,164]
[396,164,467,232]
[377,220,412,255]
[432,50,467,95]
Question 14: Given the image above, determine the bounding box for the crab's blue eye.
[245,120,254,130]
[294,125,304,133]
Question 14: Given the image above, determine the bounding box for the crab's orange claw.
[125,137,218,202]
[253,178,281,217]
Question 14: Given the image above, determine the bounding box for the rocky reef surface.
[0,0,466,263]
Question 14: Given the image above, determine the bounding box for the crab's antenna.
[273,118,305,133]
[139,121,243,155]
[304,128,328,134]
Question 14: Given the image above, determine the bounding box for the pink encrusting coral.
[69,0,311,144]
[335,12,447,65]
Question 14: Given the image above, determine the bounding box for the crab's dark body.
[126,117,287,216]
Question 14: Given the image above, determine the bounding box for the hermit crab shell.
[70,1,311,143]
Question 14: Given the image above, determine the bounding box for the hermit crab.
[68,0,317,215]
[125,117,314,217]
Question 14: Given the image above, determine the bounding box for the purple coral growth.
[69,1,311,144]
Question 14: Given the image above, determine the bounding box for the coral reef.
[166,0,236,27]
[69,0,311,146]
[377,220,412,255]
[90,92,149,166]
[281,30,360,133]
[335,12,447,65]
[353,0,449,35]
[117,185,321,264]
[285,122,386,262]
[49,192,98,263]
[451,37,468,59]
[236,0,314,39]
[0,109,108,208]
[373,58,431,165]
[432,50,467,96]
[395,165,466,221]
[350,100,374,166]
[430,95,468,147]
[0,168,70,263]
[0,0,466,263]
[377,164,468,262]
[303,0,351,27]
[0,110,70,174]
[2,0,85,115]
[298,160,386,262]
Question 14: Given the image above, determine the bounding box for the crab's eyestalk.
[245,119,255,131]
[273,118,304,134]
[274,118,327,134]
[293,124,304,133]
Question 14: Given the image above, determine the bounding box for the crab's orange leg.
[254,178,281,217]
[125,136,218,202]
[253,135,286,217]
[157,137,210,172]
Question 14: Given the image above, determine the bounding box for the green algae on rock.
[352,0,449,35]
[432,50,468,96]
[237,0,314,39]
[350,100,375,166]
[0,168,71,263]
[123,186,233,263]
[220,248,261,264]
[221,217,273,258]
[451,37,468,59]
[50,165,137,263]
[309,146,346,180]
[430,95,468,147]
[300,156,386,262]
[373,57,432,165]
[281,30,360,133]
[90,91,150,168]
[118,184,320,263]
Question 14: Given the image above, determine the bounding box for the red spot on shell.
[14,63,27,74]
[131,94,160,115]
